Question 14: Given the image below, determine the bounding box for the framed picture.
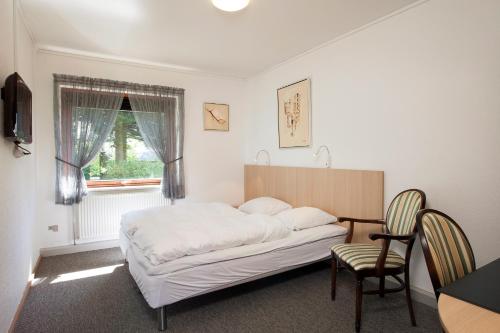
[277,78,311,148]
[203,103,229,131]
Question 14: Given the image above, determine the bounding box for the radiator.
[76,189,168,244]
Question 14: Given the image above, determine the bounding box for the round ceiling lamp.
[212,0,250,12]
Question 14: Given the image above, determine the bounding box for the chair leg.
[355,278,363,332]
[331,256,337,300]
[404,266,416,326]
[379,276,385,298]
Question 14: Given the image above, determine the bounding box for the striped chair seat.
[331,243,405,271]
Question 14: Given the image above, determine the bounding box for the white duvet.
[122,203,291,265]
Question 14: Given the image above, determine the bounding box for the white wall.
[0,0,37,331]
[34,51,247,248]
[245,0,500,294]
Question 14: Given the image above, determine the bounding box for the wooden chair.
[416,209,476,298]
[331,189,426,332]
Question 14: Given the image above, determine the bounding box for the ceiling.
[19,0,419,77]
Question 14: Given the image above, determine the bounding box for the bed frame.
[151,164,384,330]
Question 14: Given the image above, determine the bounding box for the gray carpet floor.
[15,248,441,332]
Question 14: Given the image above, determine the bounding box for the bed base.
[152,259,332,331]
[124,230,347,331]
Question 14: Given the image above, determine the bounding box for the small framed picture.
[277,78,311,148]
[203,103,229,131]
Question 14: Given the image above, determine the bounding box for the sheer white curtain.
[53,74,125,204]
[53,74,185,204]
[128,85,185,200]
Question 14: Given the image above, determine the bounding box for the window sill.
[88,184,161,192]
[87,179,160,188]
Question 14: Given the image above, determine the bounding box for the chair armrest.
[369,233,416,241]
[371,233,416,275]
[340,218,386,244]
[338,217,386,224]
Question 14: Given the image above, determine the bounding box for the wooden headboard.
[244,165,384,243]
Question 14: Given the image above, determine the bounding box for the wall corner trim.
[15,0,36,44]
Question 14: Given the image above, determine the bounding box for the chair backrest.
[385,189,426,236]
[416,209,476,297]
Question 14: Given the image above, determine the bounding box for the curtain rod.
[53,74,185,93]
[58,86,181,99]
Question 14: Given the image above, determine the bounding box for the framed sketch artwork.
[277,78,311,148]
[203,103,229,131]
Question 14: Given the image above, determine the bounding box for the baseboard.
[366,276,437,309]
[380,278,437,309]
[40,239,120,257]
[8,255,42,333]
[410,285,437,309]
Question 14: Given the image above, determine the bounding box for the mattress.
[122,224,347,308]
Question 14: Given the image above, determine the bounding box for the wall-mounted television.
[1,72,32,144]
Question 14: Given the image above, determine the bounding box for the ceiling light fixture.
[212,0,250,12]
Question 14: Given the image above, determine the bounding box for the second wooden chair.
[416,208,476,298]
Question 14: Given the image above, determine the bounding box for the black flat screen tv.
[1,72,32,144]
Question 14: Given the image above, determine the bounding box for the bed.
[120,223,347,306]
[122,165,384,330]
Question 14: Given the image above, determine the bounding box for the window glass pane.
[83,111,163,181]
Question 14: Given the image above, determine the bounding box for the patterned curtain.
[128,84,185,200]
[53,74,125,205]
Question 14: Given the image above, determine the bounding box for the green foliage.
[105,159,163,179]
[82,110,163,181]
[111,111,142,162]
[84,157,163,180]
[83,152,163,181]
[88,160,103,178]
[112,111,142,141]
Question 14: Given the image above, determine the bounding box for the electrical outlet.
[48,225,59,232]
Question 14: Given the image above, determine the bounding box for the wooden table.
[438,293,500,333]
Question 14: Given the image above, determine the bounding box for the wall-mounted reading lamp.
[255,149,271,166]
[313,145,331,168]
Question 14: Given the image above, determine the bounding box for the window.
[83,106,162,188]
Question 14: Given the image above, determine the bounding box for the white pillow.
[275,207,338,230]
[238,197,292,215]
